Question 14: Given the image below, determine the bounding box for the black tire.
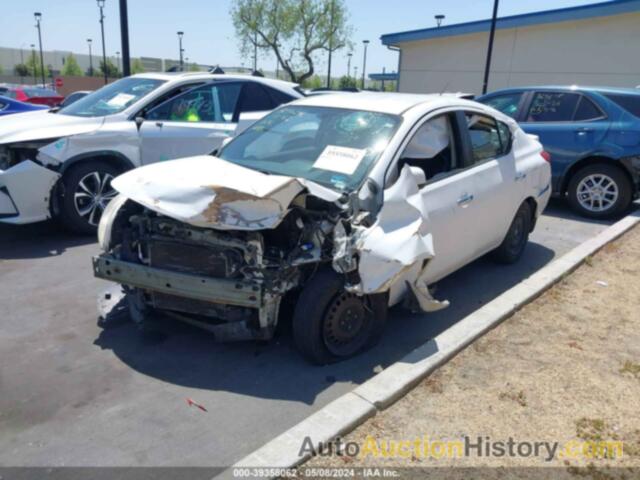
[567,164,632,219]
[491,201,532,264]
[59,161,121,235]
[292,269,388,365]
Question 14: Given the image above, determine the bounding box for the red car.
[0,85,64,107]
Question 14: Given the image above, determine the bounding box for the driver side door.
[138,82,242,164]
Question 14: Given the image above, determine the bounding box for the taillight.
[541,151,551,163]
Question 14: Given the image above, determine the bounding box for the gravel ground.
[301,225,640,479]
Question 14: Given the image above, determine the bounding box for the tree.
[302,74,323,89]
[99,59,119,78]
[131,58,145,74]
[188,62,200,72]
[0,65,3,75]
[14,64,29,77]
[27,51,43,78]
[231,0,352,84]
[61,53,83,76]
[338,75,356,89]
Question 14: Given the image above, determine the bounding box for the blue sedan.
[0,95,49,117]
[478,86,640,219]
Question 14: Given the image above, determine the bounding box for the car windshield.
[219,106,402,192]
[23,87,58,97]
[59,77,165,117]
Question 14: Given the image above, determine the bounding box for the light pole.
[34,12,45,86]
[435,14,445,27]
[326,0,336,88]
[482,0,499,94]
[115,51,120,76]
[87,39,94,76]
[119,0,131,77]
[97,0,108,84]
[177,31,184,71]
[253,31,258,72]
[361,40,370,90]
[347,52,353,79]
[30,44,36,85]
[19,43,26,83]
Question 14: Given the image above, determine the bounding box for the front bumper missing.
[92,255,262,308]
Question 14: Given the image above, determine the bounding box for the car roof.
[483,85,640,96]
[133,72,299,90]
[292,92,474,115]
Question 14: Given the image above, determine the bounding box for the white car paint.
[103,93,551,311]
[0,72,301,226]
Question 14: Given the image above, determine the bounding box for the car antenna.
[439,80,452,96]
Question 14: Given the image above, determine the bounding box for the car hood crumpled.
[112,155,341,231]
[0,110,105,145]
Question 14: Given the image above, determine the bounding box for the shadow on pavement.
[0,221,96,259]
[93,240,555,405]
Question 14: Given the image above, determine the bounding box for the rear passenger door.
[519,91,610,187]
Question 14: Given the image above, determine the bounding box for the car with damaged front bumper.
[93,93,552,364]
[0,73,301,233]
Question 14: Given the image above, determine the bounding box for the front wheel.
[292,270,388,365]
[567,164,632,219]
[59,161,120,235]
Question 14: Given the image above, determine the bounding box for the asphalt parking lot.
[0,200,632,467]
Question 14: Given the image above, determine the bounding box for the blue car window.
[604,94,640,118]
[527,92,580,122]
[482,93,522,119]
[574,96,603,121]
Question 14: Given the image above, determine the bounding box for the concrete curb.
[224,211,640,477]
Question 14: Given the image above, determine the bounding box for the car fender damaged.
[331,164,449,311]
[95,158,448,346]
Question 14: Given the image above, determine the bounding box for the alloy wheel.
[73,171,117,226]
[576,174,619,213]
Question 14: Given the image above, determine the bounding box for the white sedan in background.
[0,72,302,233]
[94,93,551,364]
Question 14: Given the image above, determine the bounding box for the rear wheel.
[491,201,532,264]
[59,161,120,235]
[567,164,632,219]
[292,269,387,365]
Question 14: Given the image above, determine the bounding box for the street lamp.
[435,14,445,27]
[30,43,36,85]
[34,12,45,86]
[97,0,108,84]
[177,31,184,71]
[482,0,500,94]
[253,31,258,72]
[361,40,370,90]
[347,52,353,79]
[87,39,94,76]
[115,51,120,76]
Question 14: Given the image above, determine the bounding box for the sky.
[0,0,608,77]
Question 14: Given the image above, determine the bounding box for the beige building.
[381,0,640,95]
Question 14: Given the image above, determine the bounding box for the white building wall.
[397,12,640,95]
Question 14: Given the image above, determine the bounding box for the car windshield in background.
[219,106,401,192]
[604,93,640,118]
[59,77,165,117]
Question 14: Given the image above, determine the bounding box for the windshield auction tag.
[107,93,136,107]
[313,146,367,175]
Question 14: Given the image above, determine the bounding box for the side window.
[465,113,504,164]
[238,82,274,114]
[604,93,640,118]
[0,100,6,111]
[497,122,512,154]
[398,113,457,182]
[526,92,580,122]
[147,83,241,123]
[574,96,604,121]
[266,87,295,107]
[482,93,522,119]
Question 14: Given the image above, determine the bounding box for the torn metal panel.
[112,156,308,230]
[0,160,60,223]
[346,165,445,312]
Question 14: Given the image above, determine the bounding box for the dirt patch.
[302,225,640,477]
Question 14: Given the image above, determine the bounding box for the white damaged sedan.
[93,93,551,364]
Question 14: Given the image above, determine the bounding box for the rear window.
[604,94,640,118]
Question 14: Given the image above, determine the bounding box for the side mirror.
[134,116,145,131]
[409,165,427,187]
[221,137,233,149]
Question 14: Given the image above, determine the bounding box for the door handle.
[457,193,474,207]
[155,121,164,128]
[515,172,527,181]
